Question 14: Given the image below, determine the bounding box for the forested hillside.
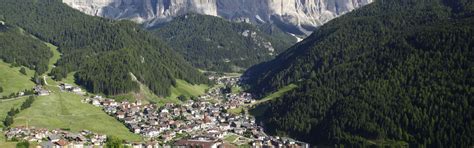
[245,0,473,146]
[152,14,296,72]
[0,0,209,97]
[0,23,52,75]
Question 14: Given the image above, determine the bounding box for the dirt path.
[43,76,50,86]
[0,95,32,102]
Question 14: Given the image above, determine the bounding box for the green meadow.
[168,79,209,100]
[44,43,60,75]
[0,61,36,97]
[231,84,298,116]
[0,97,27,125]
[12,86,141,141]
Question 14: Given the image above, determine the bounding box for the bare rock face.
[62,0,372,34]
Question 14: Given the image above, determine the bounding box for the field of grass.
[167,79,209,100]
[12,86,141,141]
[0,61,36,97]
[228,107,245,115]
[224,134,239,143]
[0,89,28,147]
[0,142,16,148]
[1,33,142,144]
[223,72,242,77]
[61,72,77,86]
[228,84,298,116]
[258,84,297,101]
[231,86,242,93]
[244,84,298,107]
[44,43,61,75]
[0,97,27,124]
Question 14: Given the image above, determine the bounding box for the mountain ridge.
[152,13,296,72]
[62,0,373,35]
[245,0,473,146]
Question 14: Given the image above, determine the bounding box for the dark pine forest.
[0,0,210,97]
[245,0,473,146]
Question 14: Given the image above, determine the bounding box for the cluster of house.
[251,137,310,148]
[84,94,309,148]
[222,93,255,109]
[59,83,85,95]
[4,127,107,147]
[207,75,240,86]
[85,96,260,140]
[175,135,310,148]
[198,87,222,101]
[200,75,247,102]
[33,85,50,96]
[205,72,240,86]
[36,73,306,148]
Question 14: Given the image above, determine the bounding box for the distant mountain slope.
[62,0,373,35]
[152,14,296,72]
[0,0,209,97]
[245,0,473,146]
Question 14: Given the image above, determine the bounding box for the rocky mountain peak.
[63,0,373,34]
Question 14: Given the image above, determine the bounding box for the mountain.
[151,13,296,72]
[245,0,473,146]
[62,0,373,35]
[0,0,209,97]
[0,23,52,75]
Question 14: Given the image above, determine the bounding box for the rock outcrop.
[63,0,372,34]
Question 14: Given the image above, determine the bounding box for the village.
[4,127,107,147]
[82,73,309,147]
[3,73,309,148]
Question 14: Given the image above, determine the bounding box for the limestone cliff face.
[63,0,372,34]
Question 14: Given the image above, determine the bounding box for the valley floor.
[79,72,307,147]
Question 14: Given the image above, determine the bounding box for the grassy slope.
[35,43,140,141]
[44,43,60,75]
[250,84,297,116]
[224,134,239,142]
[0,60,33,147]
[231,86,242,93]
[168,79,209,100]
[114,76,209,106]
[0,61,35,97]
[61,72,77,86]
[12,86,141,141]
[257,84,297,103]
[1,39,140,141]
[230,84,298,115]
[0,97,27,124]
[0,142,16,148]
[1,34,207,142]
